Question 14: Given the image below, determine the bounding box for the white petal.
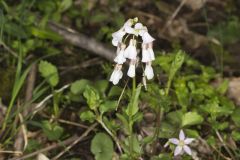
[142,32,155,44]
[142,49,151,62]
[179,130,185,141]
[127,46,137,60]
[112,29,126,46]
[183,145,192,155]
[114,50,126,64]
[112,38,119,47]
[148,48,155,61]
[124,19,134,27]
[109,70,116,82]
[124,25,136,34]
[112,70,122,85]
[174,146,182,156]
[169,138,179,145]
[127,64,135,78]
[134,23,143,29]
[144,65,154,80]
[184,138,195,144]
[139,26,148,36]
[124,39,137,59]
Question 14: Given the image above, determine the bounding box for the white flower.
[112,28,126,46]
[144,63,154,80]
[114,44,126,64]
[147,42,155,61]
[127,60,136,78]
[168,130,195,156]
[124,39,137,60]
[110,65,123,85]
[142,31,155,44]
[141,44,151,63]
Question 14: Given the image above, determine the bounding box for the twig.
[52,123,98,160]
[161,0,188,32]
[14,64,37,155]
[59,57,103,75]
[215,130,235,160]
[9,123,97,160]
[48,22,115,61]
[31,84,70,118]
[0,39,18,58]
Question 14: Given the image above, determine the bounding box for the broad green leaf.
[91,133,114,160]
[41,121,64,141]
[182,112,203,127]
[94,80,108,95]
[99,100,117,114]
[80,110,95,123]
[70,79,90,95]
[126,84,142,116]
[39,60,59,87]
[83,85,100,110]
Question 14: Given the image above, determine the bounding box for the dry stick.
[161,0,188,33]
[48,22,115,62]
[215,130,235,160]
[31,84,70,118]
[60,57,103,76]
[14,64,37,156]
[51,123,98,160]
[0,40,18,58]
[9,123,97,160]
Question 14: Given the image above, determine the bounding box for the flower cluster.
[164,130,195,157]
[109,18,155,85]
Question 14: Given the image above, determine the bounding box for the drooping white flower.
[114,43,126,64]
[127,60,136,78]
[112,28,126,46]
[124,39,137,60]
[167,130,195,156]
[110,65,123,85]
[147,42,155,61]
[142,31,155,44]
[141,43,151,63]
[144,63,154,80]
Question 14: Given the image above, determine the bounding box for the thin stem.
[97,118,123,154]
[128,77,136,158]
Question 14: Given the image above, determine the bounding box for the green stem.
[128,77,136,158]
[97,116,123,154]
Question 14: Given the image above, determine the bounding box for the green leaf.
[70,79,90,95]
[182,112,204,127]
[232,108,240,127]
[217,79,229,95]
[29,27,62,41]
[58,0,72,12]
[38,60,59,87]
[41,121,64,141]
[83,85,100,110]
[94,80,109,95]
[91,133,114,160]
[126,84,142,116]
[232,130,240,141]
[79,110,95,123]
[99,100,117,114]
